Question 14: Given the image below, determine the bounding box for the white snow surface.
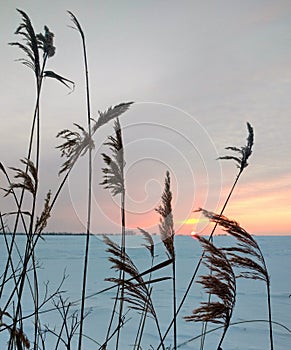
[1,235,290,349]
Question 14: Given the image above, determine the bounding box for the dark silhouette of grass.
[200,209,274,350]
[1,8,285,350]
[156,122,254,350]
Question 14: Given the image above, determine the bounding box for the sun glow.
[182,218,200,225]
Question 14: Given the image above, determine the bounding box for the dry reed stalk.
[155,171,177,349]
[100,118,126,349]
[65,12,92,350]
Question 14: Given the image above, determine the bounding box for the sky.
[0,0,290,236]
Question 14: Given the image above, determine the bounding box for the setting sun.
[190,231,198,238]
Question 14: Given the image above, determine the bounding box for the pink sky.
[1,1,290,236]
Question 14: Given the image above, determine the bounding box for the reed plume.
[155,171,175,260]
[199,209,274,350]
[218,122,254,174]
[104,236,155,315]
[139,227,155,261]
[10,9,72,89]
[100,118,125,196]
[56,103,132,175]
[4,159,38,198]
[9,9,41,79]
[34,190,51,236]
[184,235,236,350]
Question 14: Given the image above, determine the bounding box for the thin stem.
[135,306,148,349]
[216,323,228,350]
[266,275,274,349]
[257,242,274,350]
[115,187,126,350]
[146,295,167,350]
[134,258,154,349]
[7,55,48,350]
[103,282,121,347]
[31,56,47,350]
[172,259,177,349]
[217,281,235,349]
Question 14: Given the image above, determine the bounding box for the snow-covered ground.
[1,235,290,349]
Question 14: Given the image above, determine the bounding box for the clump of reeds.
[157,123,255,350]
[173,122,254,350]
[103,235,169,349]
[1,9,133,350]
[199,209,274,350]
[184,235,236,350]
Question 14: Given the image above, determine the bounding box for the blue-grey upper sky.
[1,0,291,234]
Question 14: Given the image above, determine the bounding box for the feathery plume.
[100,118,125,196]
[185,235,236,350]
[198,208,274,350]
[34,190,51,236]
[9,9,40,78]
[155,171,175,259]
[138,227,155,259]
[103,235,168,317]
[4,159,38,197]
[218,122,254,173]
[36,25,55,57]
[57,103,133,175]
[197,208,269,282]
